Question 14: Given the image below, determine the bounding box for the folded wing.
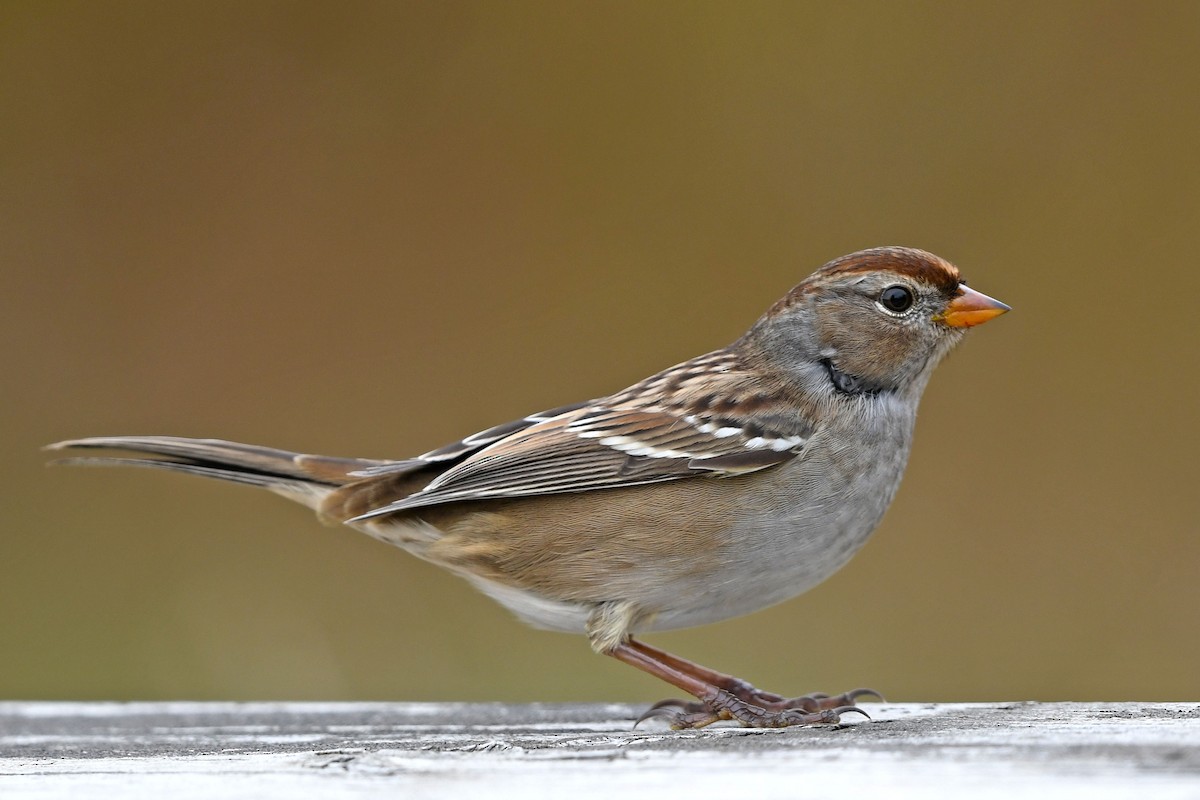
[347,402,809,521]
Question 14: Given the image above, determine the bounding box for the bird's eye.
[878,285,914,314]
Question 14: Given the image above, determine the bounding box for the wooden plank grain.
[0,702,1197,798]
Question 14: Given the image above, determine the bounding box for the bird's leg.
[608,638,873,730]
[627,638,882,714]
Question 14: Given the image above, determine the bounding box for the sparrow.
[48,246,1009,729]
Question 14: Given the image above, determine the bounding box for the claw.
[634,701,723,730]
[634,699,691,728]
[845,687,885,703]
[831,704,871,720]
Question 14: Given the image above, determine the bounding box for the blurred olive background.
[2,1,1197,704]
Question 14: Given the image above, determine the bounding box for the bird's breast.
[646,395,917,631]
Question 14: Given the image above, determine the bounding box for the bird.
[48,246,1009,729]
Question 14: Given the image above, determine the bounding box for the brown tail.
[46,436,398,510]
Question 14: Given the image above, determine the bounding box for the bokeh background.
[2,2,1197,703]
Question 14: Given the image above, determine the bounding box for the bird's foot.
[717,680,883,712]
[636,687,872,730]
[610,638,880,730]
[637,683,882,724]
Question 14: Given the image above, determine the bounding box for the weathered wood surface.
[1,702,1197,798]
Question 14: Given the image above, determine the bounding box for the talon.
[634,700,724,730]
[845,687,885,703]
[830,704,871,720]
[632,708,673,728]
[635,698,709,727]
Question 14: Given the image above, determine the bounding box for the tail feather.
[49,455,301,488]
[46,436,404,510]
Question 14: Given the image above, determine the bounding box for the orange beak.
[938,285,1011,328]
